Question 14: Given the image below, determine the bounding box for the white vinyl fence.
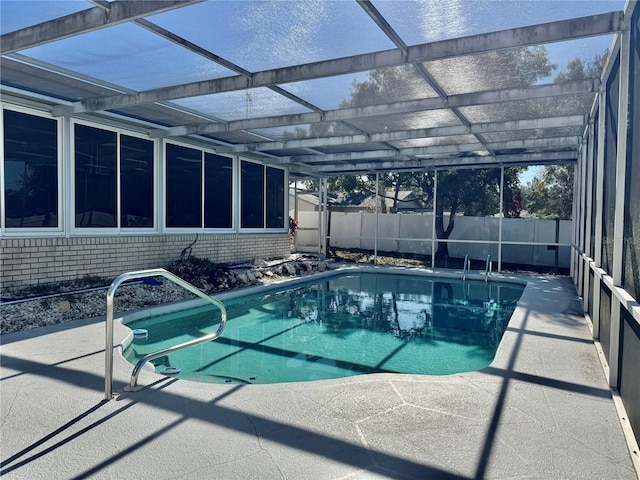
[295,211,572,268]
[292,210,323,253]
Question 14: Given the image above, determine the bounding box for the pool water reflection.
[123,273,524,384]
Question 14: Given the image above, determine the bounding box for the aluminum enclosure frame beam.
[280,137,579,165]
[223,117,586,154]
[149,80,598,138]
[300,151,578,175]
[0,1,203,55]
[51,12,622,116]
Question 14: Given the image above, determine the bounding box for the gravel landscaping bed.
[1,255,332,335]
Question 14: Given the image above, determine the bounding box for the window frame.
[204,151,235,230]
[1,104,63,236]
[71,119,157,235]
[266,165,286,229]
[163,139,236,233]
[239,158,288,233]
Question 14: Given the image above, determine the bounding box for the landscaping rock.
[56,300,71,314]
[1,254,336,335]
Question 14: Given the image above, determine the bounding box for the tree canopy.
[522,165,574,220]
[519,50,608,220]
[554,50,608,82]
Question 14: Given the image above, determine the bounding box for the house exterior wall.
[1,102,291,291]
[0,233,290,289]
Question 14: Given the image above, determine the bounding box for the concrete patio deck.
[1,273,638,479]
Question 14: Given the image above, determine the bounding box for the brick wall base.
[0,233,291,290]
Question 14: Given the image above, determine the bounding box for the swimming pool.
[123,271,524,384]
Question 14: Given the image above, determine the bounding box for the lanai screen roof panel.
[0,0,632,177]
[308,141,392,155]
[1,57,123,102]
[459,94,595,123]
[110,103,224,130]
[326,65,441,107]
[259,148,320,157]
[170,88,313,122]
[482,125,586,143]
[544,35,617,73]
[0,1,89,33]
[202,130,276,145]
[279,73,373,111]
[389,134,481,150]
[18,23,236,91]
[424,49,555,95]
[249,122,363,142]
[374,0,624,45]
[347,109,462,134]
[147,0,396,72]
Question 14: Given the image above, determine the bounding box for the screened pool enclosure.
[0,0,639,449]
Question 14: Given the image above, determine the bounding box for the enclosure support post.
[498,166,504,273]
[583,123,595,312]
[319,178,328,255]
[432,170,437,269]
[608,25,630,388]
[374,172,379,265]
[317,182,322,254]
[294,180,299,251]
[594,88,606,269]
[569,161,583,282]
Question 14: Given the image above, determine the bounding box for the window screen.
[241,160,264,228]
[266,166,285,228]
[3,110,58,228]
[204,153,233,229]
[166,143,202,228]
[120,135,154,228]
[75,124,117,227]
[623,7,640,300]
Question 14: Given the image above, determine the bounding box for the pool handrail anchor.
[484,255,492,282]
[462,254,470,282]
[105,268,227,400]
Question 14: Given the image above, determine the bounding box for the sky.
[519,165,545,185]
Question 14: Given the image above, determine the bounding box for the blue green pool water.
[123,273,524,384]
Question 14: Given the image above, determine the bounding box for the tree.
[522,165,574,220]
[519,51,607,220]
[554,50,608,82]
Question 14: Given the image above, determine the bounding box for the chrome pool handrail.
[462,254,470,282]
[105,268,227,400]
[484,255,492,282]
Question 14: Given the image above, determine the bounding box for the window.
[204,153,233,229]
[166,143,234,229]
[75,124,117,227]
[241,160,264,228]
[120,135,154,228]
[266,166,285,228]
[240,160,286,230]
[75,123,154,229]
[3,109,59,228]
[166,143,202,228]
